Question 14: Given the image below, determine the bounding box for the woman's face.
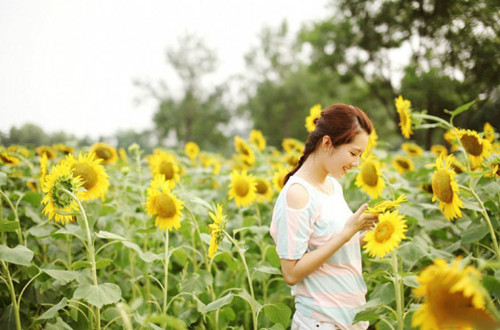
[324,132,369,180]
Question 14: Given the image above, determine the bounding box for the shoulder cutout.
[286,183,309,210]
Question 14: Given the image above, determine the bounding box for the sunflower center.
[94,147,112,160]
[51,177,75,208]
[432,169,454,203]
[155,194,177,218]
[72,163,98,190]
[374,222,394,243]
[235,179,250,197]
[396,159,409,169]
[159,160,174,180]
[460,135,483,156]
[362,163,378,186]
[256,180,268,195]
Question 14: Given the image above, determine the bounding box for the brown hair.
[284,104,373,184]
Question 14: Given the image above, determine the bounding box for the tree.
[8,123,49,147]
[136,34,231,152]
[301,0,500,147]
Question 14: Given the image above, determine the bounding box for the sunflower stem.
[254,203,262,226]
[0,190,24,246]
[163,229,169,314]
[391,251,404,330]
[459,184,500,263]
[223,230,258,330]
[1,261,22,330]
[62,188,101,330]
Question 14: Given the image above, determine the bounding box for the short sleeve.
[270,199,315,260]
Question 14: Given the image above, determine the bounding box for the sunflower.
[392,155,414,174]
[366,194,407,214]
[0,152,21,166]
[7,145,29,157]
[401,142,423,157]
[146,175,184,231]
[412,257,499,330]
[484,155,500,178]
[255,177,273,201]
[148,150,180,189]
[53,144,74,155]
[228,169,257,207]
[363,128,378,157]
[283,151,301,168]
[90,142,118,165]
[305,104,322,132]
[430,144,448,157]
[208,204,227,259]
[64,152,109,201]
[234,136,255,167]
[444,128,459,152]
[272,166,290,192]
[355,155,385,199]
[431,154,464,220]
[395,95,413,139]
[249,129,266,151]
[282,138,304,154]
[36,146,57,160]
[456,129,492,168]
[483,122,495,143]
[41,162,83,224]
[363,211,407,258]
[185,141,200,162]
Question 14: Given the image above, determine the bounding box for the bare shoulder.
[286,183,309,210]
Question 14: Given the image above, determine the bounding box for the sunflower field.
[1,98,499,330]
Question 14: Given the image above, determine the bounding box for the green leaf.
[189,196,213,210]
[73,283,122,308]
[96,231,125,240]
[38,297,68,320]
[179,271,213,294]
[482,275,500,299]
[121,241,163,263]
[42,269,79,285]
[444,100,475,117]
[202,293,234,313]
[402,274,420,288]
[254,265,281,275]
[45,317,73,330]
[71,261,92,270]
[0,244,34,266]
[0,219,19,233]
[369,282,395,305]
[263,303,291,328]
[21,191,43,206]
[95,258,112,269]
[26,223,55,237]
[461,221,489,244]
[0,304,16,329]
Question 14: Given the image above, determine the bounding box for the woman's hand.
[342,204,378,238]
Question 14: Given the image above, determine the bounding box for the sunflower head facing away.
[483,122,495,143]
[355,155,385,199]
[90,142,118,165]
[395,95,413,139]
[208,203,227,259]
[431,154,464,220]
[249,129,266,151]
[363,210,407,258]
[412,257,499,330]
[305,103,322,132]
[146,175,184,231]
[41,162,83,224]
[366,194,407,214]
[65,152,109,201]
[228,169,257,207]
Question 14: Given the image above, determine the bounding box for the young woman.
[270,104,378,329]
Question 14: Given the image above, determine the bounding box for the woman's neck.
[295,154,330,190]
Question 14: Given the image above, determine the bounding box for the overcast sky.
[0,0,330,139]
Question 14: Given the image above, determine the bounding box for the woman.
[270,104,378,329]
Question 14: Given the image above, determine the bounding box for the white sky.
[0,0,330,139]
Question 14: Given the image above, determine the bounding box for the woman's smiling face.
[324,132,369,180]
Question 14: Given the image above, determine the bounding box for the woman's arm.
[280,203,377,286]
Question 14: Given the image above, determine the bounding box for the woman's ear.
[321,135,332,150]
